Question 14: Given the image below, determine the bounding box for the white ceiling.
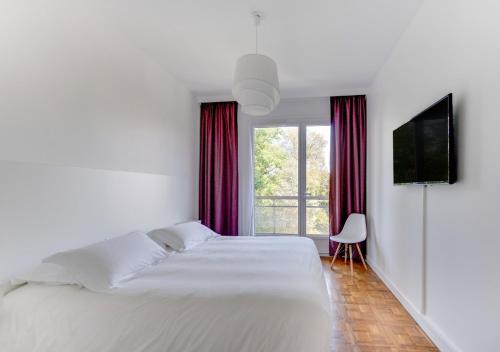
[95,0,422,100]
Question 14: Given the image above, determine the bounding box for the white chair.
[330,213,368,275]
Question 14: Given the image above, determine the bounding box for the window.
[253,124,330,237]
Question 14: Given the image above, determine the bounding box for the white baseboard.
[366,257,462,352]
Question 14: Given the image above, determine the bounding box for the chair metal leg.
[330,243,342,269]
[349,244,354,276]
[344,244,348,263]
[355,243,368,270]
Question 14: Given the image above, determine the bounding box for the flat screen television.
[393,94,456,185]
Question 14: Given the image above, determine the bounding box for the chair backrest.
[339,213,367,242]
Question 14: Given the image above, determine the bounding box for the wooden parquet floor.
[321,257,438,352]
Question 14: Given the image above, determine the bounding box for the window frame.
[251,120,330,239]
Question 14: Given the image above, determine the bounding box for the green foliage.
[305,130,330,196]
[254,126,330,235]
[254,127,298,196]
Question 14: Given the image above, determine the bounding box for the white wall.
[0,1,196,279]
[366,1,500,351]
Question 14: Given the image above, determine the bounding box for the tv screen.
[393,94,456,185]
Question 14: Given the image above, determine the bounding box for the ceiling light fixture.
[232,11,280,116]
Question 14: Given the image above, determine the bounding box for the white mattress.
[0,236,331,352]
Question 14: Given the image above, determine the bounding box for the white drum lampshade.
[232,54,280,116]
[232,12,280,116]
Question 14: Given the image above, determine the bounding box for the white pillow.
[148,222,218,251]
[43,231,168,292]
[16,262,79,286]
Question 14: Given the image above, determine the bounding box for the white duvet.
[0,236,331,352]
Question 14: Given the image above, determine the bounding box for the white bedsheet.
[0,236,331,352]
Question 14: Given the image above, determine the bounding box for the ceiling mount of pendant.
[252,11,263,26]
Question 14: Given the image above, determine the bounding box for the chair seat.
[330,232,364,244]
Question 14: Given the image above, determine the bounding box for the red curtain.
[329,95,366,256]
[199,102,239,236]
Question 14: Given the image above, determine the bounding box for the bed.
[0,236,331,352]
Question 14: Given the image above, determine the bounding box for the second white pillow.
[148,222,218,251]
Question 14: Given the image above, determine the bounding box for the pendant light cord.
[255,17,259,54]
[253,12,261,54]
[255,24,259,54]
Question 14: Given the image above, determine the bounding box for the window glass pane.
[255,199,299,235]
[254,127,298,197]
[254,127,299,235]
[306,199,329,235]
[306,126,330,197]
[306,125,330,236]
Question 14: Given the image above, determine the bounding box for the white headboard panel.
[0,160,195,280]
